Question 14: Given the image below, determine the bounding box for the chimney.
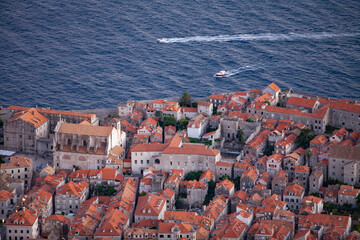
[22,207,26,212]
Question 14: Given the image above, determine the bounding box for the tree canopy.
[163,116,176,126]
[296,128,315,149]
[179,92,192,107]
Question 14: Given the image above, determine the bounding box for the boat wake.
[158,32,360,43]
[215,65,256,77]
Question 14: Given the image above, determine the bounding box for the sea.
[0,0,359,110]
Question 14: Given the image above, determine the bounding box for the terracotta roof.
[209,94,226,100]
[45,214,70,224]
[8,106,95,118]
[57,181,88,198]
[216,161,233,167]
[58,122,113,137]
[265,83,281,92]
[158,222,194,234]
[250,89,262,93]
[329,145,360,160]
[6,207,38,226]
[199,169,215,182]
[216,179,234,191]
[198,101,212,107]
[330,101,360,114]
[9,108,48,128]
[311,135,328,145]
[0,190,15,201]
[94,209,129,236]
[299,214,351,230]
[180,180,208,190]
[135,193,166,217]
[228,111,250,120]
[163,144,219,156]
[287,97,317,108]
[294,165,310,173]
[1,155,32,169]
[284,183,304,197]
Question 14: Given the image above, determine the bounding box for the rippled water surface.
[1,0,359,109]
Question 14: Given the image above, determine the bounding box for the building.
[309,169,323,194]
[0,190,17,221]
[240,168,258,191]
[134,193,166,223]
[286,97,319,113]
[197,101,213,117]
[4,108,49,154]
[294,165,310,190]
[187,113,210,139]
[5,207,39,240]
[1,155,33,189]
[199,169,215,183]
[118,100,135,117]
[272,170,288,195]
[283,183,305,213]
[131,135,220,175]
[55,181,89,215]
[53,121,126,170]
[300,196,324,214]
[266,153,284,177]
[328,145,360,186]
[180,180,208,208]
[215,179,234,197]
[274,134,297,155]
[298,214,352,235]
[338,185,360,207]
[215,161,233,181]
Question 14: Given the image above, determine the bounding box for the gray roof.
[329,145,360,161]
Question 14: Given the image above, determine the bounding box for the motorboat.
[214,70,227,77]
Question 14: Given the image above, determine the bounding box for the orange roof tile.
[8,106,95,118]
[6,207,38,226]
[58,122,113,137]
[287,97,317,108]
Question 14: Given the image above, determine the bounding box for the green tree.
[185,171,203,181]
[163,116,176,126]
[203,180,216,205]
[264,145,274,156]
[305,148,313,159]
[140,191,147,196]
[155,111,163,118]
[213,106,218,115]
[175,198,184,209]
[296,128,315,149]
[191,102,198,108]
[246,118,254,122]
[107,186,116,195]
[176,118,189,130]
[237,129,244,143]
[179,92,192,107]
[264,100,270,105]
[0,116,3,127]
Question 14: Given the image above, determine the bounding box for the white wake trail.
[158,32,360,43]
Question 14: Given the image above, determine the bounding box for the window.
[141,160,143,164]
[147,160,149,164]
[135,160,137,164]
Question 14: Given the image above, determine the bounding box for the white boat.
[214,70,227,77]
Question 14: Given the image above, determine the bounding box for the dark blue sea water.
[1,0,360,110]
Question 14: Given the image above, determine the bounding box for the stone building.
[53,121,126,170]
[118,100,135,117]
[294,165,310,191]
[0,190,17,221]
[283,183,305,213]
[4,108,49,154]
[187,113,210,139]
[131,135,220,175]
[286,97,320,113]
[55,181,89,215]
[1,155,33,189]
[197,101,213,117]
[180,180,208,208]
[134,193,166,223]
[215,179,234,197]
[215,161,233,181]
[5,207,39,240]
[272,170,288,195]
[309,169,323,194]
[328,145,360,187]
[240,168,258,191]
[338,185,360,207]
[328,101,360,132]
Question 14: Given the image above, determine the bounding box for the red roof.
[287,97,317,108]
